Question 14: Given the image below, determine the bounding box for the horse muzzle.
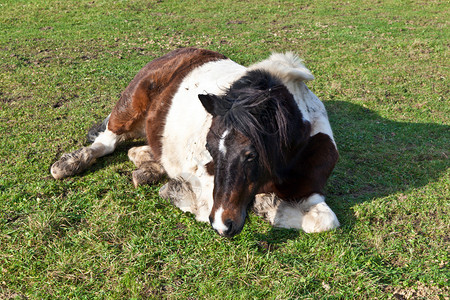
[209,206,246,237]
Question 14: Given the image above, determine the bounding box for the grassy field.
[0,0,449,298]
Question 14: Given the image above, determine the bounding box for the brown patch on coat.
[261,133,339,201]
[205,161,214,176]
[108,48,227,161]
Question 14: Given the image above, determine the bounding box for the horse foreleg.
[253,193,340,233]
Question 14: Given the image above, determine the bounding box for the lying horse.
[51,48,340,237]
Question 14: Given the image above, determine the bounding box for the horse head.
[199,70,311,237]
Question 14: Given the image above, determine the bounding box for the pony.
[51,48,340,237]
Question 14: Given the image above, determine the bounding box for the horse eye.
[245,151,257,162]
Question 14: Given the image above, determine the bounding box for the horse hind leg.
[128,146,165,187]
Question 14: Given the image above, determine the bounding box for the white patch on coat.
[219,130,229,155]
[161,59,245,178]
[90,128,119,157]
[160,59,246,222]
[211,206,228,234]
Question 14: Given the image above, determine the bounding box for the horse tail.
[87,114,110,143]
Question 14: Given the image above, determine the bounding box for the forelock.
[217,70,304,173]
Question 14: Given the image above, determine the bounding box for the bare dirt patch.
[384,282,449,300]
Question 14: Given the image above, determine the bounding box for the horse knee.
[128,146,155,168]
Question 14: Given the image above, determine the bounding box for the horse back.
[107,48,227,160]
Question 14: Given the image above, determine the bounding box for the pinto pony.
[51,48,340,237]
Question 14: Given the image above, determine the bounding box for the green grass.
[1,0,449,298]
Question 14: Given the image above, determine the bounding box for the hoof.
[50,148,95,179]
[132,166,163,188]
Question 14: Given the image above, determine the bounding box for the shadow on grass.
[253,100,449,245]
[326,101,448,220]
[81,140,148,176]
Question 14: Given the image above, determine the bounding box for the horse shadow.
[64,140,148,178]
[253,100,449,245]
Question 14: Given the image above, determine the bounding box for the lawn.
[0,0,448,298]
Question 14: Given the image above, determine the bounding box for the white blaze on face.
[218,130,229,155]
[211,206,228,234]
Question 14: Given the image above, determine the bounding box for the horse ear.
[198,94,219,116]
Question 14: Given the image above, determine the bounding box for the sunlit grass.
[0,0,448,298]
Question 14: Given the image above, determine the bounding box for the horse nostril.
[224,219,234,235]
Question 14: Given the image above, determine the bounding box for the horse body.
[51,48,340,237]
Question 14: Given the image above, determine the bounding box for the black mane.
[217,70,310,175]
